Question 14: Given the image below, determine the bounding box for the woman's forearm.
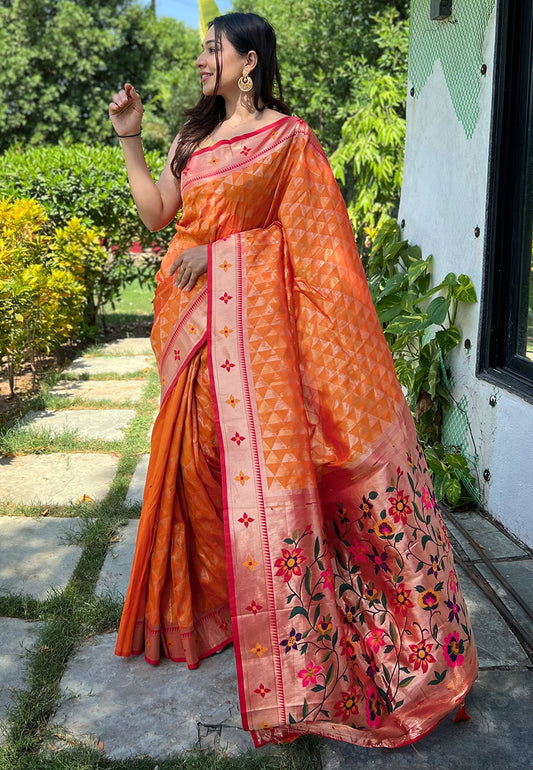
[119,136,178,232]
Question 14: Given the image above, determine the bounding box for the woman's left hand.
[168,244,208,290]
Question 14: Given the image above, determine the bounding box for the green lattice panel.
[408,0,496,138]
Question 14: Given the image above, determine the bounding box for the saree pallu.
[116,116,478,748]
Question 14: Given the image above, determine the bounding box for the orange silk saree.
[116,116,478,748]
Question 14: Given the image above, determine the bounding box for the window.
[480,0,533,400]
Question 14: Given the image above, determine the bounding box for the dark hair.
[171,12,290,178]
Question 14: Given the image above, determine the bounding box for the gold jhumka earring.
[238,71,253,92]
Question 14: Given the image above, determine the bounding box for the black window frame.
[479,0,533,402]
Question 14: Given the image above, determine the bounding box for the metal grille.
[440,359,481,505]
[408,0,497,138]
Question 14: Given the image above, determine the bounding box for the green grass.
[101,281,154,330]
[0,737,322,770]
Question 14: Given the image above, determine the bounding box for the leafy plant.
[330,10,408,246]
[366,218,478,506]
[0,198,103,393]
[0,143,174,326]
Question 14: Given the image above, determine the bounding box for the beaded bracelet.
[117,130,142,138]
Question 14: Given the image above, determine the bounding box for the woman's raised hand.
[109,83,144,137]
[169,245,209,291]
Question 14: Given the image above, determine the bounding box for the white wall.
[399,4,533,548]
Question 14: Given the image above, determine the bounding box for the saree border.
[207,234,286,732]
[159,288,208,406]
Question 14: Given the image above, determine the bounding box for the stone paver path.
[124,454,149,506]
[0,453,119,506]
[63,355,153,378]
[95,519,139,600]
[49,379,145,404]
[0,618,43,745]
[1,336,532,767]
[0,517,83,599]
[21,409,136,442]
[52,637,255,760]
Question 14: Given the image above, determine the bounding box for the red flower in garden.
[409,639,436,673]
[334,690,360,722]
[274,547,306,582]
[388,491,412,524]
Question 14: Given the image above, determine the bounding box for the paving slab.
[320,669,533,770]
[457,566,530,668]
[446,511,528,561]
[63,355,154,377]
[49,380,145,404]
[95,520,139,600]
[21,409,135,442]
[125,454,150,506]
[0,517,83,599]
[0,618,43,744]
[100,338,153,356]
[477,559,533,641]
[0,453,118,506]
[52,635,255,759]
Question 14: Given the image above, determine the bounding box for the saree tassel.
[453,700,471,722]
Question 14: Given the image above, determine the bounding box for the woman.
[109,12,477,749]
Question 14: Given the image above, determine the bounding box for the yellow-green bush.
[0,198,106,393]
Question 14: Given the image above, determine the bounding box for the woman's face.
[196,27,250,98]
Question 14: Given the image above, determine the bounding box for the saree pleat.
[116,115,478,747]
[116,345,231,668]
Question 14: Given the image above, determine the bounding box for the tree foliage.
[330,9,408,241]
[0,0,200,151]
[141,14,202,151]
